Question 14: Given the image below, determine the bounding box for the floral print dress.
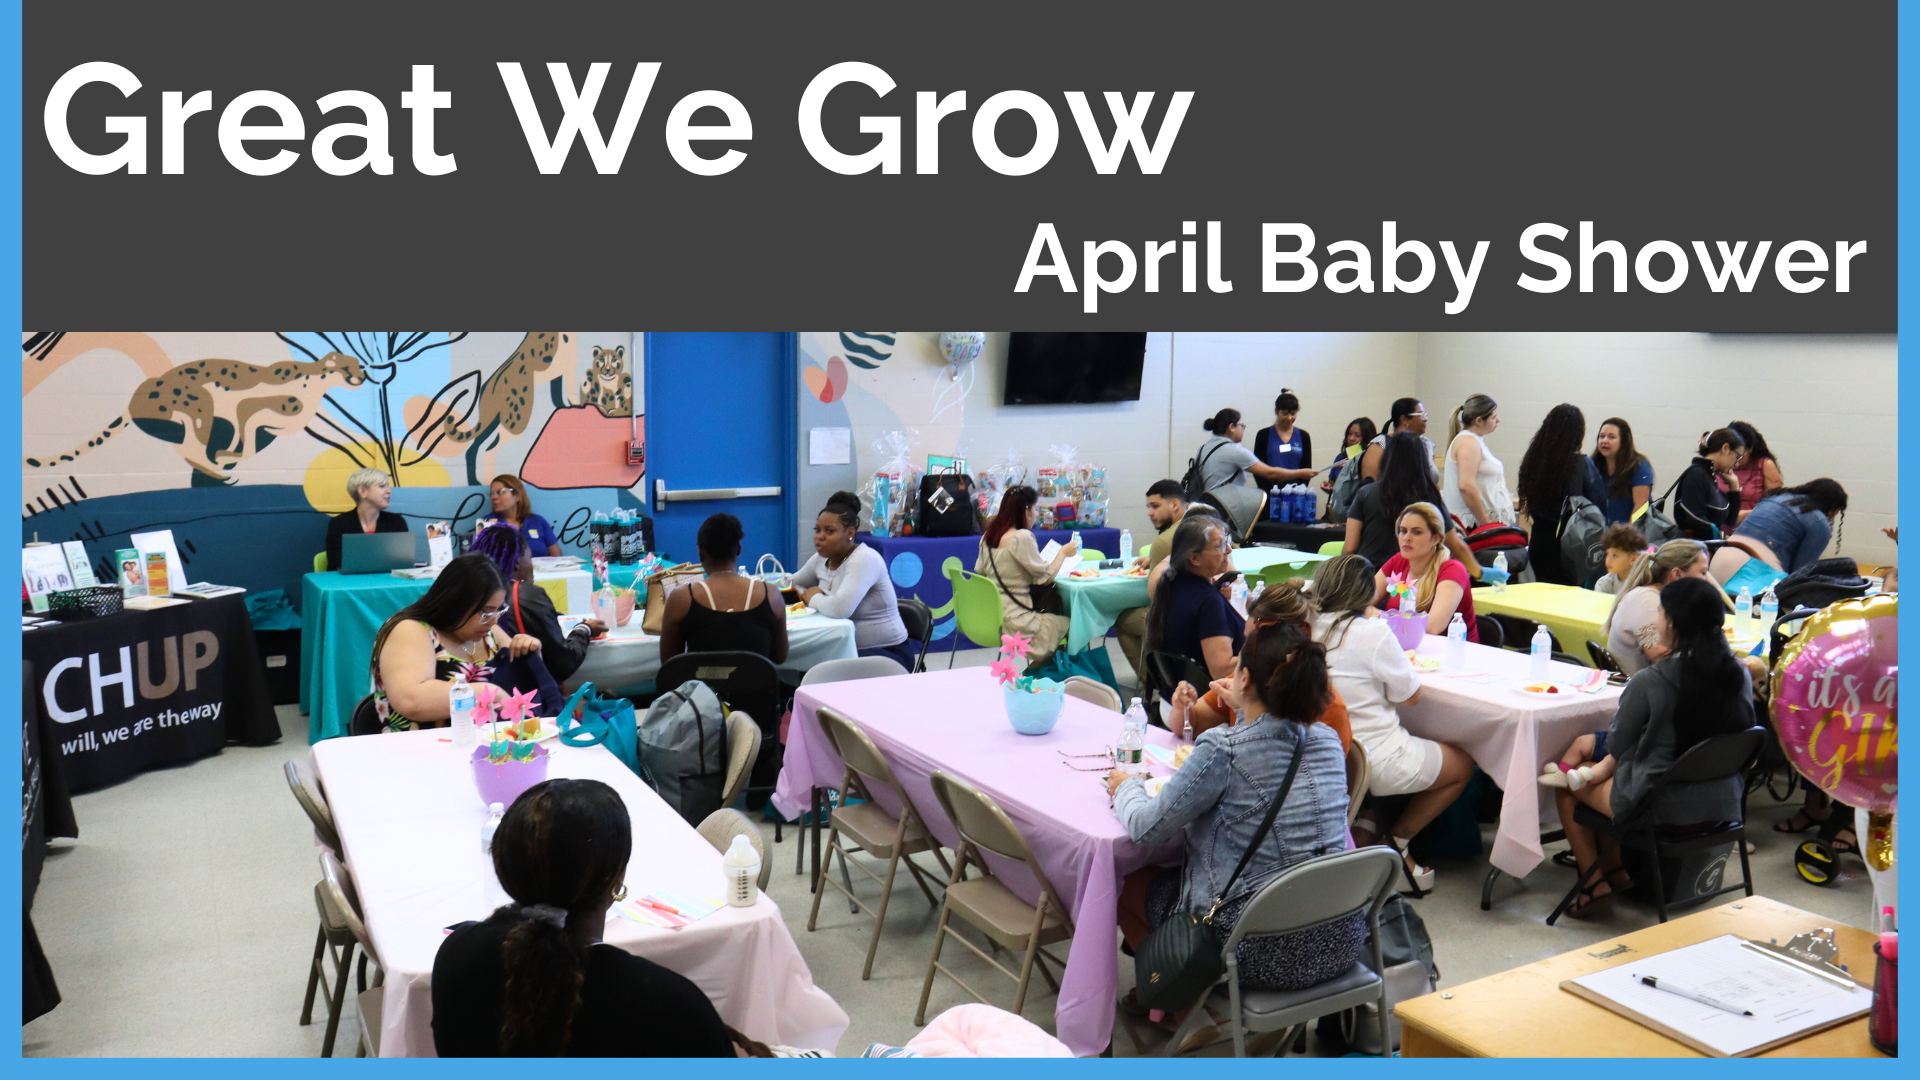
[371,623,500,732]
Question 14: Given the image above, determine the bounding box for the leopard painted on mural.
[24,350,367,482]
[578,344,633,417]
[421,331,575,484]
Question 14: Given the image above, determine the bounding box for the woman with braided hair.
[432,779,756,1056]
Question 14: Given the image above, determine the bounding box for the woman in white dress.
[1442,393,1515,529]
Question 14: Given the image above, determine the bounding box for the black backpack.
[1182,441,1227,503]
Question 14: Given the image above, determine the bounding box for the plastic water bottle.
[450,674,477,749]
[1760,585,1779,636]
[1271,484,1285,520]
[1230,576,1249,614]
[1116,703,1147,777]
[1072,529,1084,560]
[1492,552,1509,593]
[1446,613,1467,669]
[1119,528,1134,564]
[481,802,505,855]
[1735,584,1754,640]
[1529,624,1552,681]
[724,833,762,907]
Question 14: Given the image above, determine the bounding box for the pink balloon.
[1773,596,1898,814]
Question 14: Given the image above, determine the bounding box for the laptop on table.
[340,532,417,574]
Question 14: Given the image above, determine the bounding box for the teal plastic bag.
[1024,646,1121,695]
[244,589,302,632]
[558,682,647,785]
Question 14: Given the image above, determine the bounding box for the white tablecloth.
[311,729,849,1056]
[1396,635,1624,879]
[565,612,859,693]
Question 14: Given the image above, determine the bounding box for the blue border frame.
[0,7,1905,1073]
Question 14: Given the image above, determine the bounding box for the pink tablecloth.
[1397,636,1623,879]
[313,729,848,1057]
[773,667,1182,1057]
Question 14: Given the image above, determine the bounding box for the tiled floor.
[24,641,1880,1057]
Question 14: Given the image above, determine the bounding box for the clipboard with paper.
[1560,933,1872,1056]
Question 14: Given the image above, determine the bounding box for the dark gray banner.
[25,1,1894,328]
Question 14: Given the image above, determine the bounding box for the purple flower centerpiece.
[468,681,548,808]
[1382,572,1427,652]
[992,631,1065,735]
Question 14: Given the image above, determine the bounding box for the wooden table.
[1395,896,1886,1057]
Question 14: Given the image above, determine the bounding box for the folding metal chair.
[808,708,953,979]
[917,771,1073,1024]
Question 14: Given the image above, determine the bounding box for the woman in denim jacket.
[1109,620,1360,992]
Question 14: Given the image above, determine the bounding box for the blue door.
[642,333,798,570]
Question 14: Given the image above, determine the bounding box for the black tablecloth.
[23,594,281,794]
[1248,521,1346,551]
[24,659,62,1023]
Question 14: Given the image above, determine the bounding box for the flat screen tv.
[1002,332,1147,404]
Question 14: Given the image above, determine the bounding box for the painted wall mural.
[21,331,645,605]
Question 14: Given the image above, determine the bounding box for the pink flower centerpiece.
[993,632,1066,735]
[1381,572,1428,651]
[468,680,549,808]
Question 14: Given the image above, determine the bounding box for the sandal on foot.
[1605,868,1636,894]
[1774,809,1826,834]
[1829,827,1859,856]
[1389,836,1435,893]
[1565,882,1615,920]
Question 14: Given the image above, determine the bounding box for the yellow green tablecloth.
[1473,581,1762,666]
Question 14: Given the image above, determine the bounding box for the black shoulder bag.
[1133,733,1304,1012]
[985,540,1064,616]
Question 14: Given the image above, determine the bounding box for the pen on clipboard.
[1634,974,1753,1017]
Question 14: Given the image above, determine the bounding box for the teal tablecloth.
[1053,547,1332,654]
[301,572,431,742]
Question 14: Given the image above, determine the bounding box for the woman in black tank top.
[659,513,790,664]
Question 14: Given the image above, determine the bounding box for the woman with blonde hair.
[324,466,410,570]
[1373,502,1480,640]
[1442,394,1514,528]
[1602,538,1712,676]
[1312,554,1474,891]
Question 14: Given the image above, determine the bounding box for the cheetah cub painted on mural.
[579,345,633,417]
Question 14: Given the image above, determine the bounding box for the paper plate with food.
[786,601,815,619]
[1514,680,1577,697]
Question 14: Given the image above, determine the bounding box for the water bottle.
[1760,585,1779,636]
[1072,529,1084,560]
[1492,551,1509,593]
[449,674,477,749]
[1119,528,1134,564]
[1270,484,1285,521]
[1230,576,1249,613]
[1446,613,1467,669]
[1529,624,1552,681]
[1116,703,1147,777]
[481,801,505,855]
[1735,584,1753,640]
[723,832,762,907]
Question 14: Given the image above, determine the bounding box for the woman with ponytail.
[1551,577,1754,918]
[1602,539,1711,676]
[1311,555,1473,891]
[1109,620,1364,992]
[432,779,742,1056]
[1193,407,1298,535]
[1441,394,1514,528]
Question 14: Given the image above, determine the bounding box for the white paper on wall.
[809,427,852,465]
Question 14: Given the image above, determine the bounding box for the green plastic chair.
[1317,540,1344,557]
[1256,561,1315,589]
[942,563,1005,668]
[313,551,328,573]
[1078,548,1106,562]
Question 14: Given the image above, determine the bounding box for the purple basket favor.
[1385,608,1428,652]
[470,742,549,809]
